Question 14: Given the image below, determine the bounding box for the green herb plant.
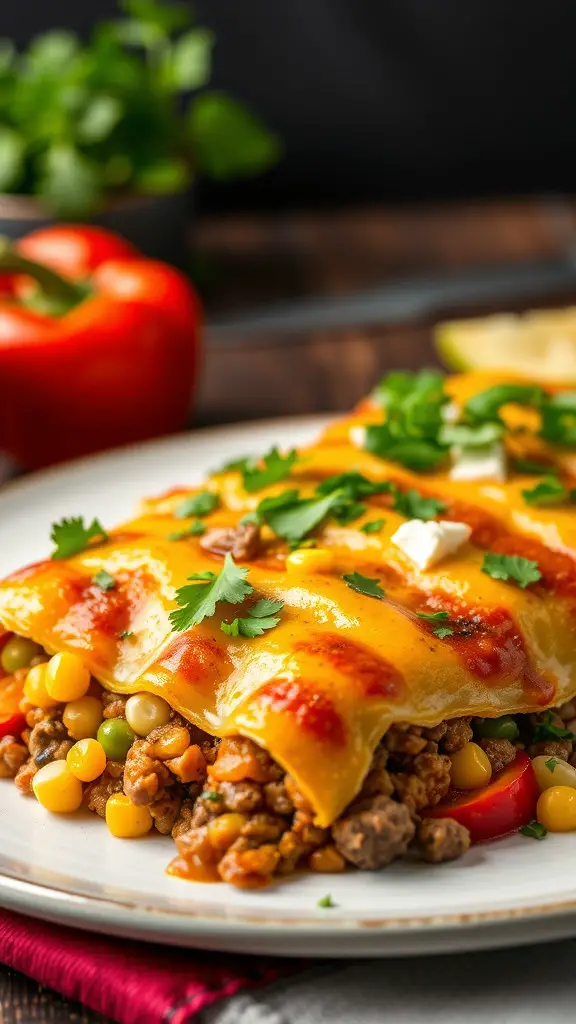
[0,0,280,217]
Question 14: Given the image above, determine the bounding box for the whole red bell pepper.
[0,225,201,468]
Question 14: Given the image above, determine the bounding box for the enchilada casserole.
[2,369,576,886]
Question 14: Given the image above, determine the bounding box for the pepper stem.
[0,236,85,306]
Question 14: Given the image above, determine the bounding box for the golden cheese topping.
[2,370,576,826]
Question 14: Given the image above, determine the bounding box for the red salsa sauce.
[255,677,347,747]
[158,632,229,689]
[293,632,405,701]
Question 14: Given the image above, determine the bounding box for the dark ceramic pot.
[0,189,192,266]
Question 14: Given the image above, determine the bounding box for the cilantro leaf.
[533,711,576,743]
[391,487,446,521]
[433,625,454,639]
[465,384,546,423]
[120,630,134,640]
[544,757,559,773]
[201,791,222,802]
[259,490,342,542]
[512,458,554,475]
[522,476,568,507]
[168,519,207,540]
[332,501,366,526]
[170,553,253,632]
[342,572,385,599]
[364,370,450,471]
[317,893,335,908]
[364,428,447,471]
[220,596,283,638]
[439,421,505,448]
[50,516,108,559]
[316,472,391,500]
[215,456,255,474]
[360,519,385,534]
[540,391,576,446]
[175,491,219,519]
[417,610,450,622]
[520,821,547,840]
[481,553,542,589]
[92,569,116,591]
[242,447,298,493]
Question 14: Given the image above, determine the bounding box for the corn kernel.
[105,793,153,838]
[309,845,346,873]
[537,786,576,832]
[63,696,103,740]
[45,652,91,702]
[285,548,334,574]
[150,726,190,759]
[67,738,107,782]
[32,759,83,813]
[125,692,171,737]
[207,812,247,851]
[450,742,492,790]
[23,663,59,710]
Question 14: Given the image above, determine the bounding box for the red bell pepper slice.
[0,225,200,469]
[0,675,26,739]
[425,752,539,843]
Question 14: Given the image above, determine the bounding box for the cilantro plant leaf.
[170,553,253,631]
[432,625,454,639]
[316,472,391,500]
[332,501,366,526]
[544,757,559,773]
[215,455,255,474]
[439,421,505,449]
[92,569,116,591]
[391,487,446,521]
[51,516,108,559]
[417,610,450,622]
[220,596,284,638]
[175,490,219,519]
[259,490,343,542]
[364,370,450,471]
[120,630,134,640]
[242,447,298,492]
[481,553,542,589]
[364,428,447,471]
[540,391,576,446]
[168,519,207,540]
[465,384,546,423]
[317,893,335,908]
[522,476,568,507]
[533,711,576,744]
[520,821,547,840]
[360,518,385,534]
[342,572,385,599]
[513,458,554,475]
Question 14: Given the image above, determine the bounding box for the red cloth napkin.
[0,908,304,1024]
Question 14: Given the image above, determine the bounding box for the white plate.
[2,416,576,958]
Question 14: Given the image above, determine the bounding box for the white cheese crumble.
[449,443,507,483]
[349,425,366,449]
[391,519,472,570]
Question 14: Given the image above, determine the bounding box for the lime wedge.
[436,308,576,382]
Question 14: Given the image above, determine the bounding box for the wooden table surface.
[3,196,576,1024]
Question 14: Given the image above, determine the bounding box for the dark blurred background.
[5,1,576,211]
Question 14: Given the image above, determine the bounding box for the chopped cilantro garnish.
[360,519,385,534]
[170,553,253,632]
[316,472,390,500]
[168,519,207,540]
[391,486,446,521]
[332,501,366,526]
[481,552,541,589]
[465,384,545,423]
[342,572,385,599]
[92,569,116,591]
[317,893,335,908]
[513,458,554,475]
[544,757,559,773]
[522,476,568,507]
[520,821,547,840]
[175,491,219,519]
[439,421,505,449]
[540,391,576,446]
[202,791,222,802]
[288,538,317,551]
[258,490,343,542]
[50,516,108,559]
[120,630,134,640]
[365,370,449,471]
[242,447,298,492]
[221,598,284,639]
[432,625,454,639]
[533,711,576,743]
[417,610,450,622]
[216,456,254,474]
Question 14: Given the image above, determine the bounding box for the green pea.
[1,636,41,674]
[97,718,136,761]
[475,715,519,742]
